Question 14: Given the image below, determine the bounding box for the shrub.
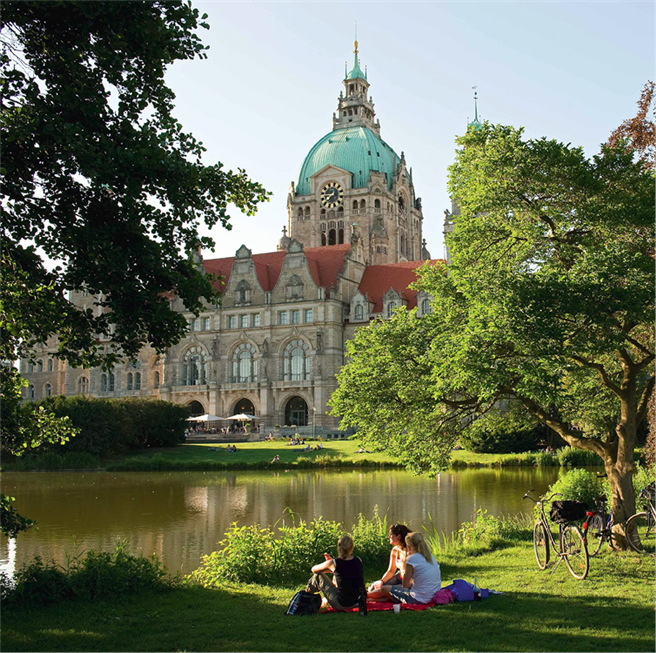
[22,396,188,459]
[189,510,390,588]
[1,540,173,606]
[544,468,605,510]
[556,447,602,467]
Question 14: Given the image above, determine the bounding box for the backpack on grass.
[285,590,322,616]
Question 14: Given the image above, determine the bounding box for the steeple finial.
[473,86,479,123]
[468,85,483,131]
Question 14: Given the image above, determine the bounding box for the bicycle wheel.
[533,522,550,569]
[626,512,655,554]
[562,524,589,580]
[587,514,605,557]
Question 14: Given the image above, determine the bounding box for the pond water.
[1,466,566,576]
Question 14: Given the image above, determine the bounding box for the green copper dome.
[296,126,400,196]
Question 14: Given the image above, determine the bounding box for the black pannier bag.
[550,500,588,524]
[285,590,322,616]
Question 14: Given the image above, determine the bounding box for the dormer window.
[286,275,304,301]
[236,280,251,305]
[355,304,364,320]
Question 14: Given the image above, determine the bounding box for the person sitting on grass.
[271,454,280,464]
[367,523,410,598]
[305,534,365,611]
[374,532,440,605]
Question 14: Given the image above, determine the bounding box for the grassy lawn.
[3,543,654,652]
[104,439,401,471]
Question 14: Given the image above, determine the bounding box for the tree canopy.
[0,2,269,534]
[330,123,654,523]
[1,0,269,372]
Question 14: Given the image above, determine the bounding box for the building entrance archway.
[188,400,204,416]
[233,398,255,415]
[285,396,308,426]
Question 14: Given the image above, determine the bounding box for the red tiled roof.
[202,244,352,293]
[358,260,444,313]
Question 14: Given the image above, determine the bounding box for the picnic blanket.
[320,588,457,613]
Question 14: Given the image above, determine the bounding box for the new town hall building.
[21,43,458,435]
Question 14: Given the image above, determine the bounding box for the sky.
[165,1,655,261]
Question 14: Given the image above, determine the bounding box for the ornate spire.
[468,86,483,131]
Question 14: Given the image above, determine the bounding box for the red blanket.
[319,588,456,613]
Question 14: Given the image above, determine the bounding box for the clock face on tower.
[321,182,344,208]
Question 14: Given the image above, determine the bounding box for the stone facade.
[20,44,442,436]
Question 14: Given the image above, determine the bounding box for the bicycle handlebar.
[523,490,563,504]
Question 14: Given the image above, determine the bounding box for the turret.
[332,41,379,135]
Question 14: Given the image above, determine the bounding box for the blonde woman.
[305,534,365,611]
[379,532,441,605]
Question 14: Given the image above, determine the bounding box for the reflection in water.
[0,467,566,576]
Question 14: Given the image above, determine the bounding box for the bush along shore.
[1,440,622,473]
[2,502,655,652]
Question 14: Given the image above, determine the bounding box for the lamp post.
[312,406,316,440]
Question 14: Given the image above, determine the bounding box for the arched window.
[338,229,344,244]
[355,304,364,320]
[134,372,141,390]
[101,374,108,392]
[78,377,89,395]
[321,232,327,246]
[386,303,396,318]
[182,346,208,386]
[297,208,303,221]
[284,339,311,381]
[320,208,326,218]
[45,383,52,397]
[127,372,133,390]
[304,206,310,219]
[28,384,35,399]
[37,360,43,372]
[328,229,336,246]
[48,358,54,372]
[231,343,258,383]
[352,200,358,211]
[108,373,115,392]
[422,298,431,315]
[360,199,366,209]
[27,361,34,373]
[374,198,381,210]
[154,371,160,389]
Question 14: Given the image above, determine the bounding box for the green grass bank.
[2,542,653,652]
[2,440,606,472]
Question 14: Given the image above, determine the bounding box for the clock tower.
[286,42,426,265]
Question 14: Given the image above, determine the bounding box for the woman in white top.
[382,532,441,605]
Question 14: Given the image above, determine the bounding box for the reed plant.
[423,509,532,556]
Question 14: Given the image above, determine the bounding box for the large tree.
[0,1,268,531]
[331,123,654,531]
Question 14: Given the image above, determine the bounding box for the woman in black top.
[305,534,365,610]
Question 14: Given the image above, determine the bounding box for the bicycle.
[523,490,589,580]
[625,482,655,554]
[582,495,615,556]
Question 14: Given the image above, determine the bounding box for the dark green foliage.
[1,540,173,607]
[1,1,268,458]
[10,396,189,458]
[0,494,35,537]
[545,468,606,509]
[460,405,544,453]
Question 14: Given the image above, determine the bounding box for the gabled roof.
[202,244,352,294]
[357,260,444,313]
